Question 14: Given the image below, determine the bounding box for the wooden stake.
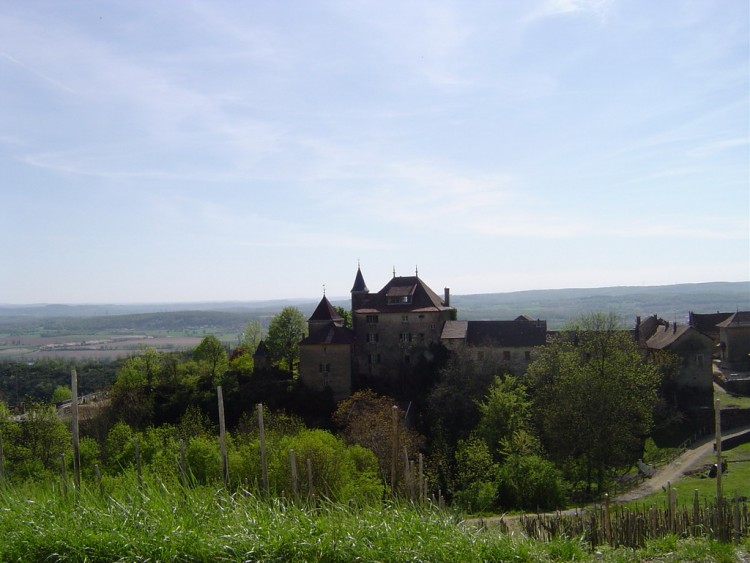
[134,438,142,489]
[70,369,81,490]
[289,449,298,500]
[258,404,269,494]
[391,405,398,493]
[307,458,313,501]
[217,386,229,488]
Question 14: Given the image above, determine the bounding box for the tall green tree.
[194,335,229,388]
[476,375,532,461]
[265,307,307,374]
[241,320,264,351]
[526,312,660,495]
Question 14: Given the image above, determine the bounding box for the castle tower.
[350,264,370,312]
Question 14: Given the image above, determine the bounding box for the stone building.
[298,295,354,402]
[440,316,547,376]
[351,267,456,380]
[636,315,713,401]
[717,311,750,371]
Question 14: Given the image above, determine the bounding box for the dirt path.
[614,424,750,504]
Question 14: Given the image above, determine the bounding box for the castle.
[298,266,546,401]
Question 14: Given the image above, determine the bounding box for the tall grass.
[0,475,747,561]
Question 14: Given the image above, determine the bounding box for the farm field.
[0,333,207,361]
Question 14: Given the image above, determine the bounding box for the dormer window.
[388,295,412,305]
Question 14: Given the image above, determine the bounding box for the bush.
[497,453,567,511]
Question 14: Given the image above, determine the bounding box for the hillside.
[0,281,747,333]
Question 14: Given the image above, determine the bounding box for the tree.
[334,306,352,329]
[476,375,532,461]
[241,320,263,351]
[194,335,229,387]
[50,385,72,404]
[333,389,425,484]
[526,312,660,495]
[265,307,307,374]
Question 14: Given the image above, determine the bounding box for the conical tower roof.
[351,266,368,293]
[309,295,343,323]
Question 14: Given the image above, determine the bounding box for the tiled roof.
[300,322,354,346]
[355,276,451,313]
[309,295,343,322]
[465,320,547,347]
[689,312,733,334]
[716,311,750,328]
[646,324,692,350]
[441,319,547,347]
[441,320,469,340]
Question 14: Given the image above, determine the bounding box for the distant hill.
[0,282,747,333]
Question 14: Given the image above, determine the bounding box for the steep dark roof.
[309,295,343,323]
[441,319,547,347]
[253,340,269,358]
[300,322,354,346]
[351,267,369,293]
[716,311,750,328]
[689,312,733,335]
[356,276,451,313]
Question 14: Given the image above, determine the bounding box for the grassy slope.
[0,476,746,562]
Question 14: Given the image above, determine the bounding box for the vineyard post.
[134,438,142,489]
[289,449,298,500]
[714,398,724,539]
[179,439,188,487]
[390,405,398,493]
[70,369,81,490]
[258,403,269,494]
[733,492,740,543]
[418,453,424,503]
[217,386,229,488]
[306,458,313,501]
[692,489,700,537]
[60,453,68,497]
[0,431,4,485]
[94,463,103,497]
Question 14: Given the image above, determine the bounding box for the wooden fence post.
[391,405,398,493]
[94,463,103,497]
[134,438,142,489]
[70,369,81,490]
[418,453,424,503]
[217,386,229,488]
[0,431,5,485]
[60,453,68,497]
[715,398,726,540]
[692,489,700,536]
[289,449,298,500]
[258,404,269,494]
[179,439,188,487]
[306,458,313,501]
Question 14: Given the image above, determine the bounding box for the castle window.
[695,354,704,367]
[399,333,412,343]
[503,351,511,361]
[368,354,381,365]
[525,351,531,361]
[403,354,411,364]
[401,314,409,323]
[388,295,412,305]
[366,315,379,324]
[319,363,331,373]
[366,333,379,343]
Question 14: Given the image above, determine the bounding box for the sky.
[1,0,748,304]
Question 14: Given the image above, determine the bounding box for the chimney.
[444,287,450,307]
[673,322,677,334]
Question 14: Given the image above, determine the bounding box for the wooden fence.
[517,492,748,547]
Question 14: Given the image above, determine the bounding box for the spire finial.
[323,283,326,296]
[393,266,396,278]
[415,265,418,277]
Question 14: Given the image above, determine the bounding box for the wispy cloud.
[524,0,614,22]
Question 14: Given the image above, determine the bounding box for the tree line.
[0,309,679,512]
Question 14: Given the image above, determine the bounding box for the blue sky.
[1,0,747,304]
